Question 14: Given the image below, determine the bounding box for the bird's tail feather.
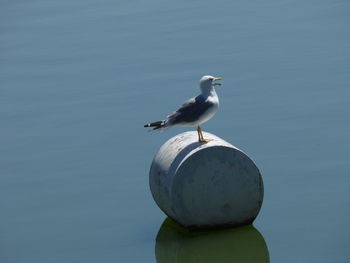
[144,120,165,131]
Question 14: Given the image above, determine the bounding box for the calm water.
[1,0,349,262]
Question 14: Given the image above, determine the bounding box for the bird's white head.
[199,75,222,93]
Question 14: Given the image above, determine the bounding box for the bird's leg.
[198,126,212,143]
[197,126,203,142]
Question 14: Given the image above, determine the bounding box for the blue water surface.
[1,0,349,262]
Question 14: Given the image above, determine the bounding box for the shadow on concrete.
[167,140,204,176]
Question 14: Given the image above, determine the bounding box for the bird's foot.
[199,138,212,143]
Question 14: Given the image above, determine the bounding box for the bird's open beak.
[212,77,222,86]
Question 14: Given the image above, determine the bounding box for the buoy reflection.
[155,218,269,263]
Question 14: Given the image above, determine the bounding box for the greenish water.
[1,0,349,262]
[156,218,269,263]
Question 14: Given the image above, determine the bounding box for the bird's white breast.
[195,92,219,126]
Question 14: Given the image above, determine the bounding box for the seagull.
[144,75,222,142]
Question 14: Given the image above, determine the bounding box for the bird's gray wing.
[166,95,214,125]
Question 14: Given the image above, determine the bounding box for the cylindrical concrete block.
[149,131,263,229]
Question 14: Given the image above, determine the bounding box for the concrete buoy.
[149,131,264,229]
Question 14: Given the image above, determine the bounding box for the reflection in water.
[155,218,269,263]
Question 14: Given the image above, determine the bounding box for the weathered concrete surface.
[149,131,263,229]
